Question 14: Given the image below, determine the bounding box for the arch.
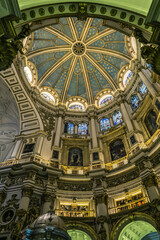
[0,77,20,162]
[0,67,44,133]
[66,221,98,240]
[14,2,152,36]
[111,213,158,240]
[110,139,126,161]
[145,109,158,136]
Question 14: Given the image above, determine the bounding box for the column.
[120,101,134,132]
[54,116,62,147]
[11,138,23,159]
[43,193,51,214]
[19,187,32,210]
[95,193,110,240]
[91,117,98,148]
[34,132,45,155]
[138,70,157,97]
[143,175,160,202]
[75,123,78,135]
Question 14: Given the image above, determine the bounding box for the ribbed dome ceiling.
[27,17,132,104]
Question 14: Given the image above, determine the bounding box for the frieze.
[58,181,92,191]
[107,170,139,187]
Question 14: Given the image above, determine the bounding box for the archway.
[0,77,20,162]
[119,221,158,240]
[111,213,159,240]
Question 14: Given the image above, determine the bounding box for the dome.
[25,17,132,106]
[30,211,67,231]
[22,211,71,240]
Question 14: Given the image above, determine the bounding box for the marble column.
[34,132,45,155]
[120,101,134,132]
[138,70,157,97]
[11,138,23,159]
[42,193,54,214]
[91,117,98,148]
[19,187,32,210]
[54,116,62,147]
[75,124,78,135]
[95,193,110,240]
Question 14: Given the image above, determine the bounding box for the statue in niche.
[110,139,126,161]
[68,148,83,166]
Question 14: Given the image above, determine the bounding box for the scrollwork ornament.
[22,187,33,198]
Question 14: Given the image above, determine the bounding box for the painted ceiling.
[27,17,132,104]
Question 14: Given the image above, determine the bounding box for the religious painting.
[145,109,158,136]
[68,148,83,166]
[93,152,99,161]
[52,150,59,159]
[110,139,126,161]
[23,143,35,154]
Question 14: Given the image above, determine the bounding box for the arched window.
[24,66,32,83]
[64,123,74,134]
[145,109,158,136]
[78,123,88,135]
[41,91,55,103]
[69,102,85,111]
[113,111,123,125]
[123,70,133,86]
[100,118,111,131]
[139,82,148,98]
[68,148,83,166]
[99,95,113,107]
[110,139,126,161]
[130,94,140,110]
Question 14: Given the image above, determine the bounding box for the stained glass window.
[100,118,111,131]
[78,123,88,135]
[69,102,85,111]
[24,66,32,83]
[139,83,147,98]
[64,123,74,134]
[123,70,133,86]
[99,95,113,107]
[41,92,55,103]
[113,111,123,125]
[131,94,140,110]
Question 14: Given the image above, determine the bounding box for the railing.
[108,197,148,214]
[55,210,95,217]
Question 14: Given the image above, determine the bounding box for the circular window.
[41,92,55,103]
[99,95,113,107]
[24,66,32,83]
[69,102,85,111]
[123,70,133,86]
[1,208,15,224]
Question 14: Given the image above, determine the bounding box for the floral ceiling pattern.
[27,17,131,104]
